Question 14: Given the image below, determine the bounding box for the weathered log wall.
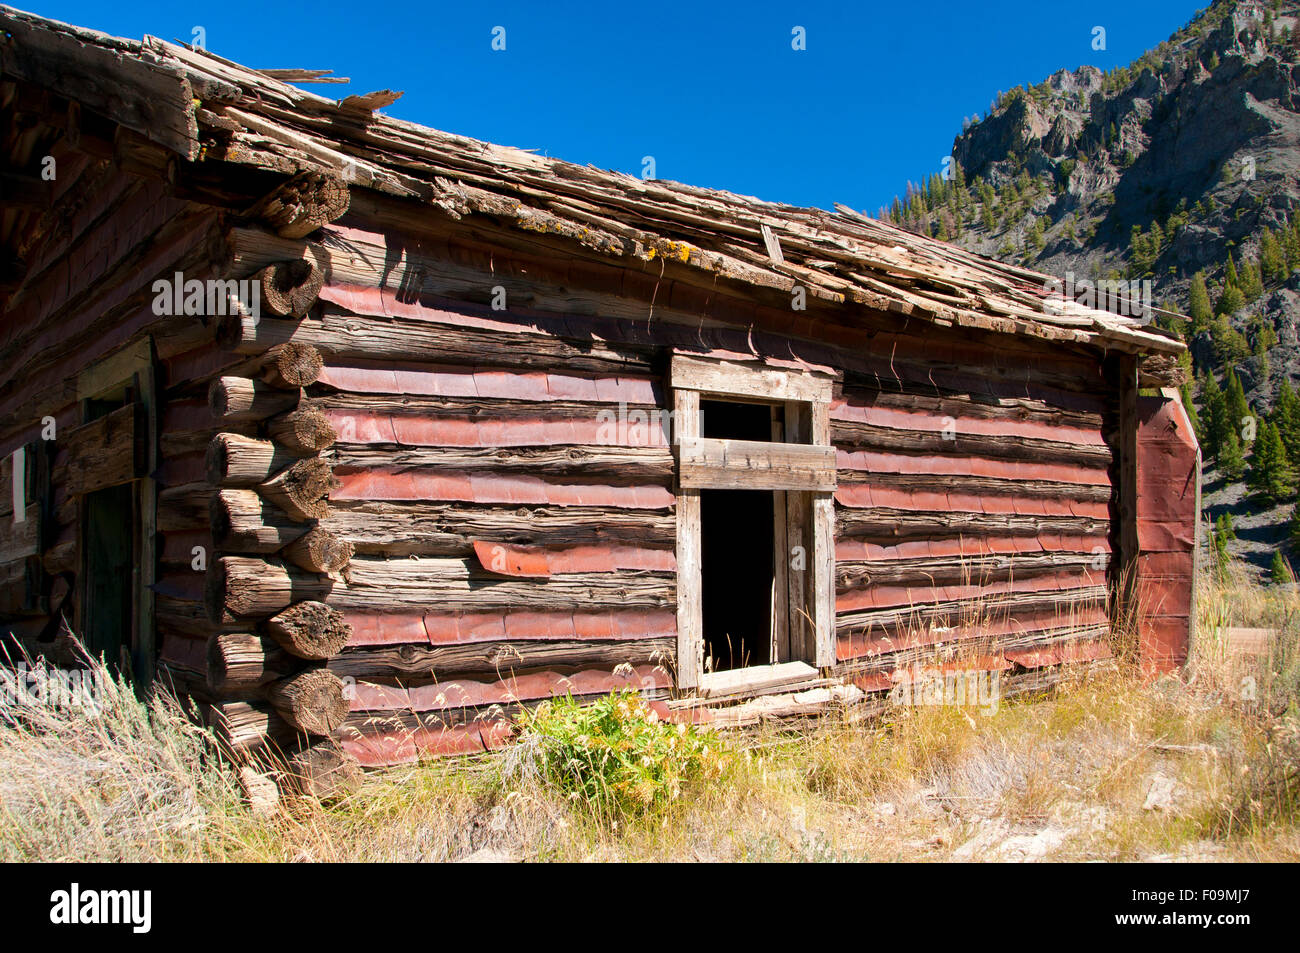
[203,306,681,765]
[830,348,1117,687]
[0,149,225,669]
[1,147,1130,773]
[170,212,1123,766]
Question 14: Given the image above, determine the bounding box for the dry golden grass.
[2,566,1297,862]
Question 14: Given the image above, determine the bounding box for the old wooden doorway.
[698,400,777,671]
[69,342,157,686]
[672,356,837,695]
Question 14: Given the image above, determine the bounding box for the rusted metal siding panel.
[348,665,669,713]
[332,469,674,508]
[1134,393,1199,673]
[832,399,1110,446]
[835,483,1111,518]
[470,539,676,576]
[838,449,1112,485]
[318,363,662,405]
[343,609,677,647]
[341,718,515,766]
[323,409,668,448]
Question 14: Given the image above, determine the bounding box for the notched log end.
[266,342,324,386]
[281,742,362,802]
[250,169,351,240]
[255,260,326,318]
[264,600,351,660]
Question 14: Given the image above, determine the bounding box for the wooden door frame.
[671,356,837,694]
[72,339,158,689]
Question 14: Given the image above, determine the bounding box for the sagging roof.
[0,5,1184,359]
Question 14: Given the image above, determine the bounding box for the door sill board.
[697,661,818,699]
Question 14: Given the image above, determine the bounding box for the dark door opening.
[83,482,135,674]
[697,398,781,673]
[80,392,139,679]
[701,488,774,672]
[701,399,772,441]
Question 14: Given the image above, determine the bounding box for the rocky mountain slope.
[883,0,1300,575]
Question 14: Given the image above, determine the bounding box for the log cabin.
[0,7,1199,791]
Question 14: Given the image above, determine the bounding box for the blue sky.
[33,0,1206,213]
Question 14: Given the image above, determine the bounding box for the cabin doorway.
[672,356,837,693]
[71,343,158,688]
[82,479,135,673]
[699,400,776,672]
[700,487,774,671]
[676,384,835,695]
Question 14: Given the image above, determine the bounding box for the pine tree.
[1211,314,1251,365]
[1225,370,1252,441]
[1027,216,1045,251]
[1181,382,1202,443]
[1213,512,1236,576]
[1188,271,1213,332]
[1216,282,1245,316]
[1273,378,1300,463]
[1284,217,1300,271]
[1247,420,1295,502]
[1201,371,1229,460]
[1283,228,1300,273]
[1260,227,1288,283]
[1220,427,1247,481]
[1250,314,1278,354]
[1239,260,1264,300]
[1271,550,1292,584]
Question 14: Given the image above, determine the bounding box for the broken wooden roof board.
[0,4,1186,364]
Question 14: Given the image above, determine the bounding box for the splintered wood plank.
[675,388,702,691]
[323,500,674,556]
[677,436,837,491]
[317,363,660,405]
[0,445,33,520]
[61,404,142,496]
[0,10,198,157]
[0,502,40,564]
[811,399,836,668]
[698,661,817,698]
[670,354,833,403]
[331,469,673,508]
[785,403,810,663]
[208,555,674,620]
[771,408,790,664]
[1224,627,1276,658]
